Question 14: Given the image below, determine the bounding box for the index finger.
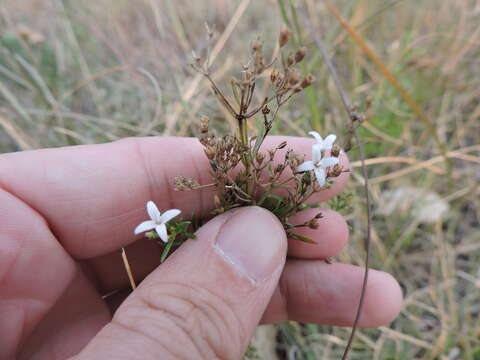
[0,136,349,258]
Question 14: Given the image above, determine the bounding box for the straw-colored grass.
[1,0,479,358]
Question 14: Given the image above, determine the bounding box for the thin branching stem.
[300,6,372,360]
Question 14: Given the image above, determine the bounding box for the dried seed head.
[331,144,341,157]
[301,74,315,88]
[295,47,307,63]
[256,152,265,165]
[200,115,209,133]
[308,219,319,229]
[277,141,288,149]
[328,164,343,178]
[279,28,291,47]
[268,149,276,161]
[270,69,279,83]
[314,212,324,219]
[252,40,262,53]
[286,151,304,171]
[204,147,215,160]
[262,105,271,114]
[174,175,200,191]
[288,71,300,86]
[275,164,285,174]
[287,54,295,67]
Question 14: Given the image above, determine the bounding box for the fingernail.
[215,206,287,282]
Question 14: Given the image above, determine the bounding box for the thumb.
[76,206,287,360]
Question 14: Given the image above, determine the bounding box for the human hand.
[0,136,402,359]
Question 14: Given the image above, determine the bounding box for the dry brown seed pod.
[331,144,341,157]
[288,71,300,86]
[328,164,343,178]
[287,54,295,67]
[256,152,265,164]
[204,147,215,160]
[275,164,285,173]
[308,219,319,229]
[301,74,316,88]
[277,141,287,149]
[270,69,279,83]
[279,28,291,47]
[200,115,209,133]
[295,47,307,63]
[252,40,262,52]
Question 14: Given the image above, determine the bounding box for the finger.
[75,206,287,360]
[0,189,76,359]
[262,261,403,327]
[84,208,348,295]
[0,136,347,259]
[287,208,349,259]
[19,268,110,359]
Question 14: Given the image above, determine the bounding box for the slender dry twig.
[121,247,137,290]
[300,7,372,360]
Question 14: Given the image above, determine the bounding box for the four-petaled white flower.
[297,141,339,186]
[309,131,337,151]
[134,201,181,243]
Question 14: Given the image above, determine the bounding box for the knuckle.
[117,282,246,359]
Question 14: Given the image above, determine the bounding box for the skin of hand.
[0,136,403,360]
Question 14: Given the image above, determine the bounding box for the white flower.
[297,144,339,186]
[134,201,181,243]
[309,131,337,151]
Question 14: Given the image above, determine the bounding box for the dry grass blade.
[300,7,371,360]
[323,0,450,166]
[0,113,39,150]
[121,247,137,290]
[164,0,252,134]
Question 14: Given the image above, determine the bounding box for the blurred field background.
[1,0,479,358]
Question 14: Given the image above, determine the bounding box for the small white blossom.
[297,143,339,186]
[309,131,337,151]
[134,201,181,243]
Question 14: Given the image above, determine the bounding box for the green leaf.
[252,124,266,157]
[160,239,175,263]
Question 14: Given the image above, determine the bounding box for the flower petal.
[322,134,337,150]
[312,144,322,164]
[134,220,156,235]
[155,224,169,243]
[320,157,339,168]
[147,201,161,223]
[308,131,323,144]
[314,167,326,186]
[296,161,315,172]
[159,209,181,224]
